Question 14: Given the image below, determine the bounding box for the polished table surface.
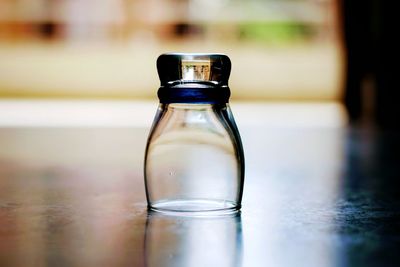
[0,101,399,267]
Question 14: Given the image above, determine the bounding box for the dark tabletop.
[0,120,399,267]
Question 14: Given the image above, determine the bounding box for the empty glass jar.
[144,53,244,214]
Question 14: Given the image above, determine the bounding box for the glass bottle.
[144,53,244,214]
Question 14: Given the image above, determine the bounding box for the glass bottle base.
[148,199,240,216]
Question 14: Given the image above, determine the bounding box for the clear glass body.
[144,103,244,214]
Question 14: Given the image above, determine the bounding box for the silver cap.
[157,53,231,87]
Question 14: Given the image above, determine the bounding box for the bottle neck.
[161,103,227,110]
[157,84,230,104]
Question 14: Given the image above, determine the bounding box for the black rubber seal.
[158,84,231,104]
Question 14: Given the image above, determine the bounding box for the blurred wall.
[0,0,343,101]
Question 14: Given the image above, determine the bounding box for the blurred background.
[0,0,342,101]
[1,0,398,128]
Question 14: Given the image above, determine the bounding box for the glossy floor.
[0,101,399,267]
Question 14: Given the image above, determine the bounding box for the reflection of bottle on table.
[144,211,243,267]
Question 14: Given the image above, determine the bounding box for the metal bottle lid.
[157,53,231,87]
